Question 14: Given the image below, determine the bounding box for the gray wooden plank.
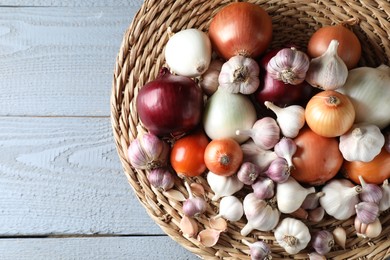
[0,6,140,117]
[0,116,163,236]
[0,236,198,260]
[0,0,144,7]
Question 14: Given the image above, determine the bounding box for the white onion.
[165,28,212,77]
[203,88,257,143]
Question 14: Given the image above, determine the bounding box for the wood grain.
[0,0,144,7]
[0,6,139,117]
[0,236,198,260]
[0,116,163,235]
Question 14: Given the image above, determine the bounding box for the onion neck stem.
[326,95,341,106]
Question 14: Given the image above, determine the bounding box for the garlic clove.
[305,39,348,90]
[199,59,224,96]
[190,182,205,197]
[163,189,186,202]
[379,179,390,211]
[197,228,221,247]
[209,217,228,232]
[290,207,308,220]
[332,226,347,250]
[301,191,325,210]
[308,207,325,223]
[180,215,198,238]
[311,230,334,255]
[355,201,379,224]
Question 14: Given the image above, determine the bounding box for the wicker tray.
[111,0,390,259]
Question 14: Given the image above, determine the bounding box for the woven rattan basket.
[111,0,390,259]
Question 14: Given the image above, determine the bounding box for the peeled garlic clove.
[311,230,334,255]
[215,195,243,222]
[180,215,198,238]
[355,201,379,224]
[209,217,228,232]
[197,228,221,247]
[242,239,272,260]
[332,226,347,249]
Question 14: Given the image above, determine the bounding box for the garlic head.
[274,217,311,254]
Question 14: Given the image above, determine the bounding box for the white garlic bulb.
[207,171,244,201]
[339,123,385,162]
[276,176,315,213]
[241,193,280,236]
[274,217,311,254]
[319,178,362,220]
[215,195,243,222]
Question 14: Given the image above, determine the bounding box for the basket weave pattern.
[111,0,390,259]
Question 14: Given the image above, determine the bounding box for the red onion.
[136,68,203,137]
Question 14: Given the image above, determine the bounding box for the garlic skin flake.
[274,217,311,255]
[276,176,315,214]
[339,123,385,162]
[219,55,260,95]
[207,171,244,201]
[319,178,362,220]
[305,39,348,90]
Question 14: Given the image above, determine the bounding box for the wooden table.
[0,1,198,259]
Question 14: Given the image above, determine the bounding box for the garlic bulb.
[305,39,348,90]
[241,141,278,171]
[242,239,272,260]
[236,117,280,150]
[252,177,275,200]
[311,230,334,255]
[264,157,290,183]
[182,182,207,218]
[199,59,224,96]
[264,101,305,138]
[219,55,260,94]
[355,201,379,224]
[241,194,280,236]
[127,133,170,170]
[339,123,385,162]
[215,195,243,222]
[276,176,315,214]
[379,179,390,211]
[165,28,212,77]
[358,175,383,204]
[207,171,244,201]
[266,47,310,85]
[319,179,362,220]
[147,168,175,191]
[274,217,311,255]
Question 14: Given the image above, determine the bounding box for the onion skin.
[136,68,203,137]
[307,23,361,69]
[208,2,272,59]
[342,148,390,185]
[292,127,343,186]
